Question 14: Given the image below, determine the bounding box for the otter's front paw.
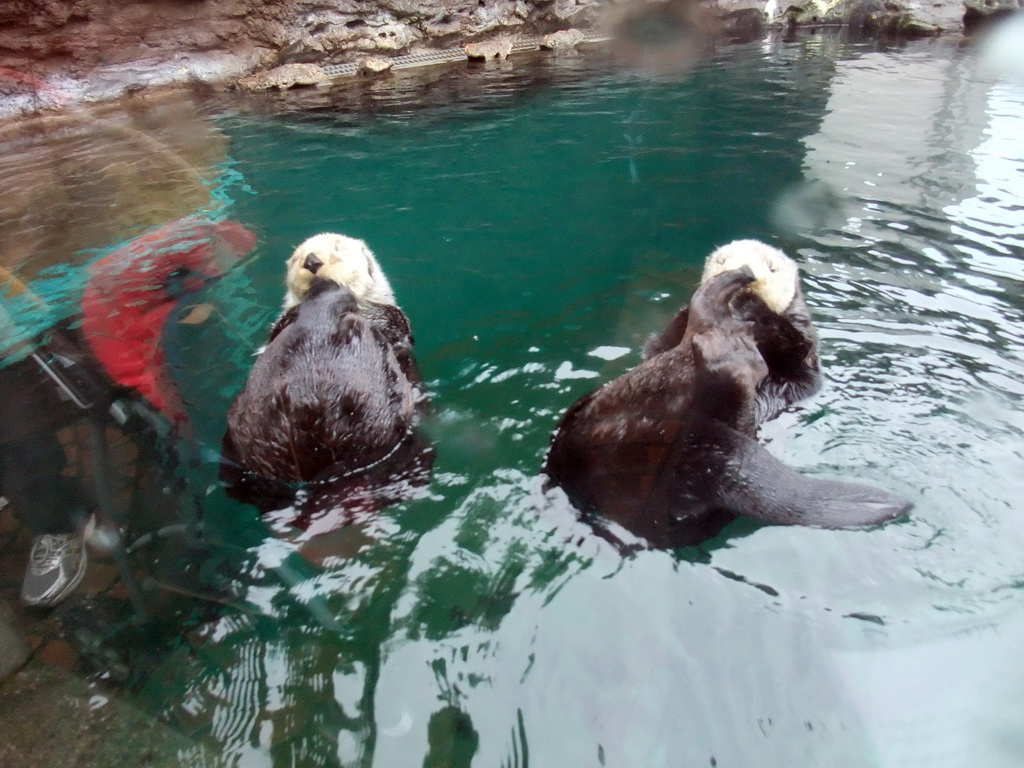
[692,329,768,391]
[687,267,756,336]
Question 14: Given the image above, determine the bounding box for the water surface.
[3,33,1024,768]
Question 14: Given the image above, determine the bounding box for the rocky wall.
[0,0,599,108]
[0,0,1009,116]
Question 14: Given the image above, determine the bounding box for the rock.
[0,0,979,116]
[552,0,591,21]
[894,15,945,34]
[780,0,853,25]
[358,56,393,76]
[361,22,423,52]
[964,0,1023,30]
[464,36,515,60]
[236,63,328,92]
[420,10,470,38]
[276,18,427,61]
[718,8,767,38]
[540,28,587,49]
[847,0,942,34]
[778,0,943,33]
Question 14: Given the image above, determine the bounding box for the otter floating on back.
[544,239,911,549]
[222,233,432,524]
[643,239,822,425]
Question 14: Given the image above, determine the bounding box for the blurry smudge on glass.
[770,179,846,234]
[603,0,720,76]
[976,11,1024,82]
[0,94,241,354]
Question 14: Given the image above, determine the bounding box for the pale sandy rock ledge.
[236,62,330,91]
[0,0,1016,118]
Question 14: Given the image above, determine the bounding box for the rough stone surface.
[236,62,328,91]
[357,55,394,75]
[465,36,516,60]
[0,0,605,115]
[846,0,942,35]
[713,0,963,31]
[0,0,981,116]
[717,8,766,39]
[540,28,588,48]
[0,600,28,682]
[770,0,942,32]
[964,0,1024,29]
[0,660,211,768]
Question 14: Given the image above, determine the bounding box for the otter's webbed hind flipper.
[707,420,912,529]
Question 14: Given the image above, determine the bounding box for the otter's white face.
[284,233,397,309]
[701,239,799,314]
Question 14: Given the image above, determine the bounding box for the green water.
[9,33,1024,768]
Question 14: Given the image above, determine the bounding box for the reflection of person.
[2,216,258,607]
[81,217,258,429]
[0,355,92,607]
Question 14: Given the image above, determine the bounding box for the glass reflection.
[1,34,1023,768]
[0,96,261,692]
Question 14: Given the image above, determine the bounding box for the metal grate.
[321,32,610,79]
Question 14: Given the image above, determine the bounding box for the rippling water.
[3,32,1024,767]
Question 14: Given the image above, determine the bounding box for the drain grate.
[321,33,610,79]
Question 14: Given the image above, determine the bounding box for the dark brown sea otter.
[222,234,432,527]
[544,240,911,549]
[644,239,822,425]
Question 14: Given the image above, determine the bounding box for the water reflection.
[0,96,264,694]
[1,216,258,642]
[368,38,1024,768]
[0,94,233,354]
[0,99,225,279]
[0,355,92,589]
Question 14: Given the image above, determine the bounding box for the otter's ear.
[362,245,376,277]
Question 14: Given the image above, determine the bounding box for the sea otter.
[544,240,911,549]
[222,234,432,526]
[643,239,822,424]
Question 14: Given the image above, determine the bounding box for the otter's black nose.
[304,253,324,274]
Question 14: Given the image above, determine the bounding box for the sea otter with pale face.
[222,233,432,524]
[544,239,911,549]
